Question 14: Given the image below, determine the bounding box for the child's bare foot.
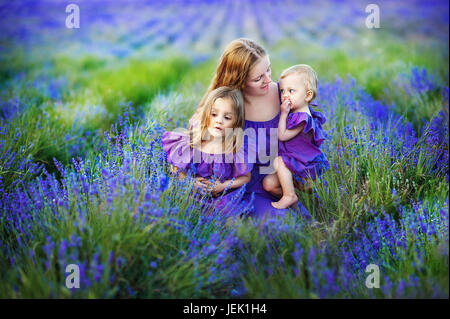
[271,194,298,209]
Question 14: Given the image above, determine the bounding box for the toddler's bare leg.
[271,156,298,209]
[262,173,282,198]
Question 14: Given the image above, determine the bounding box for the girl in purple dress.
[264,64,329,209]
[162,86,253,216]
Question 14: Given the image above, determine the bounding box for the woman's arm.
[211,172,251,197]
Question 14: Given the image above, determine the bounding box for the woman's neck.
[244,83,280,121]
[245,90,271,107]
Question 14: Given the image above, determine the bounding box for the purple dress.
[242,84,310,219]
[161,130,254,216]
[278,108,329,182]
[243,113,290,218]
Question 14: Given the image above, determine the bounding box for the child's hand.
[281,99,292,114]
[194,177,213,194]
[211,181,226,197]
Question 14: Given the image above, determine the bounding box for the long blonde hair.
[191,87,245,154]
[198,38,266,109]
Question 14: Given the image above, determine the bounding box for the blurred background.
[2,0,449,58]
[1,0,448,124]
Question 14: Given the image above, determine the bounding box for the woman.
[191,38,306,218]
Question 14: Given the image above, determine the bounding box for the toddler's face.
[279,73,311,109]
[207,97,235,138]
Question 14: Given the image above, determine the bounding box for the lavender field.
[0,0,448,298]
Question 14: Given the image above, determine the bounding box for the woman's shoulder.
[270,81,281,104]
[257,82,281,113]
[270,81,279,92]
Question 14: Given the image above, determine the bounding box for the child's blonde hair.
[191,86,245,154]
[280,64,318,102]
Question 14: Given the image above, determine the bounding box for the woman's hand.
[281,99,291,114]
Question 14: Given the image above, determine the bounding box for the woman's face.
[244,55,272,97]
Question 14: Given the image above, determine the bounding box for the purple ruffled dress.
[278,108,329,182]
[161,130,254,216]
[243,113,290,218]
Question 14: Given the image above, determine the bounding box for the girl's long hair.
[190,86,245,154]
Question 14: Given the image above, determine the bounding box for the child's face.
[207,97,235,138]
[279,73,312,109]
